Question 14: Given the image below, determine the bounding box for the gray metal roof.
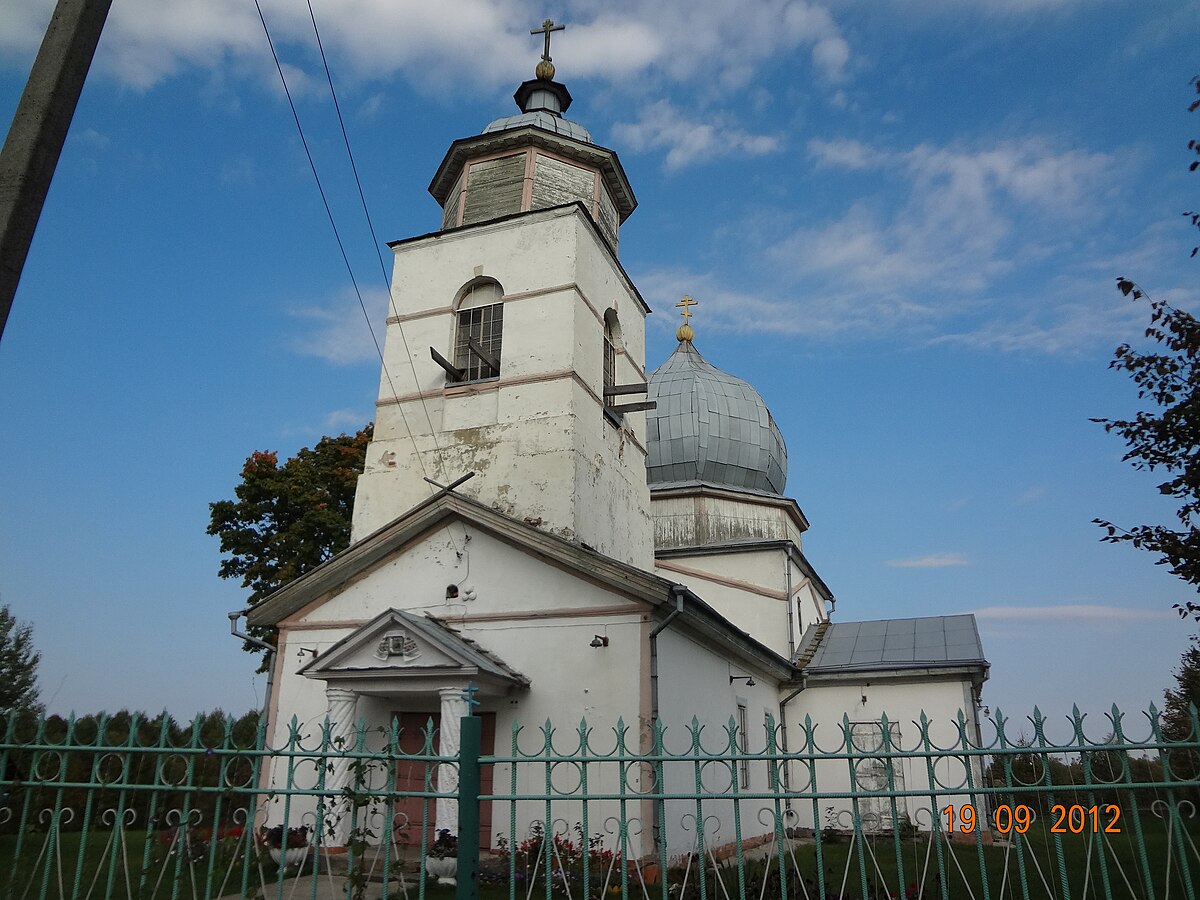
[801,615,986,673]
[483,111,592,143]
[646,341,787,495]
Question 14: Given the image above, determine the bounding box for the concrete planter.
[268,846,308,869]
[424,856,457,885]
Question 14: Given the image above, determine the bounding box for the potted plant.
[424,829,458,885]
[261,824,310,869]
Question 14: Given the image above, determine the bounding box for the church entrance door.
[393,711,496,848]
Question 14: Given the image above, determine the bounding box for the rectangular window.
[454,303,503,381]
[737,703,749,789]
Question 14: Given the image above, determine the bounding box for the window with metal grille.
[453,282,503,381]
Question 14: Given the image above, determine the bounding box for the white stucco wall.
[784,674,984,833]
[264,521,653,850]
[656,565,792,660]
[653,626,783,859]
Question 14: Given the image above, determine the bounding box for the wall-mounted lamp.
[729,675,756,687]
[297,647,318,660]
[590,635,609,648]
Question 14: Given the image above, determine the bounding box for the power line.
[303,0,462,486]
[250,0,438,500]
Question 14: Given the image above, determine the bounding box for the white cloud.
[3,0,853,94]
[887,553,969,569]
[635,268,855,338]
[808,138,882,170]
[634,132,1149,356]
[0,1,55,61]
[973,604,1173,623]
[1015,486,1045,506]
[72,129,111,151]
[290,287,388,365]
[927,286,1146,356]
[323,408,369,431]
[357,93,386,120]
[613,100,781,170]
[756,136,1124,351]
[783,138,1115,302]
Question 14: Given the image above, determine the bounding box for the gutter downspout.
[230,610,277,811]
[778,680,806,812]
[649,585,686,854]
[228,609,277,733]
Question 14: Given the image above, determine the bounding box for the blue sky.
[0,0,1197,732]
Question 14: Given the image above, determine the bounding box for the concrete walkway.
[220,869,413,900]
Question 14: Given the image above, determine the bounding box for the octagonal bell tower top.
[428,20,636,251]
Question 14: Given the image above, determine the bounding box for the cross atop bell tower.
[531,18,565,80]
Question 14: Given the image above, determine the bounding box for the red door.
[392,711,496,850]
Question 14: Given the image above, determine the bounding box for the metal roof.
[483,111,592,143]
[646,341,788,495]
[801,615,986,673]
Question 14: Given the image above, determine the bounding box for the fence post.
[456,710,482,900]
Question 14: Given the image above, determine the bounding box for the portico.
[298,609,527,842]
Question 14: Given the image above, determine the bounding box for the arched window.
[453,280,503,381]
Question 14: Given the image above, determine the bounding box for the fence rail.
[1,704,1198,900]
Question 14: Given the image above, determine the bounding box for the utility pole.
[0,0,112,344]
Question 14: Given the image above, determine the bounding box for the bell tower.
[351,23,654,569]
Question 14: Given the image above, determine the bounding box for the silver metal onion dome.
[646,339,788,496]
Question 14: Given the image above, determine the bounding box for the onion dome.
[646,319,788,496]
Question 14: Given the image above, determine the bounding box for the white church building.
[245,38,989,859]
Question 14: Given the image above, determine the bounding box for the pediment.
[299,608,528,686]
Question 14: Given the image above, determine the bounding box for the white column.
[325,686,359,846]
[436,686,469,835]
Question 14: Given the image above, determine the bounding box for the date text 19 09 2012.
[942,804,1122,834]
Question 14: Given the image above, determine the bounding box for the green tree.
[1163,635,1200,742]
[1094,78,1200,617]
[1159,636,1200,790]
[208,425,373,662]
[0,603,42,715]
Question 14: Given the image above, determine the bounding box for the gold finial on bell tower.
[675,295,698,342]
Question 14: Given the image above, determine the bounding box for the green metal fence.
[1,704,1198,900]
